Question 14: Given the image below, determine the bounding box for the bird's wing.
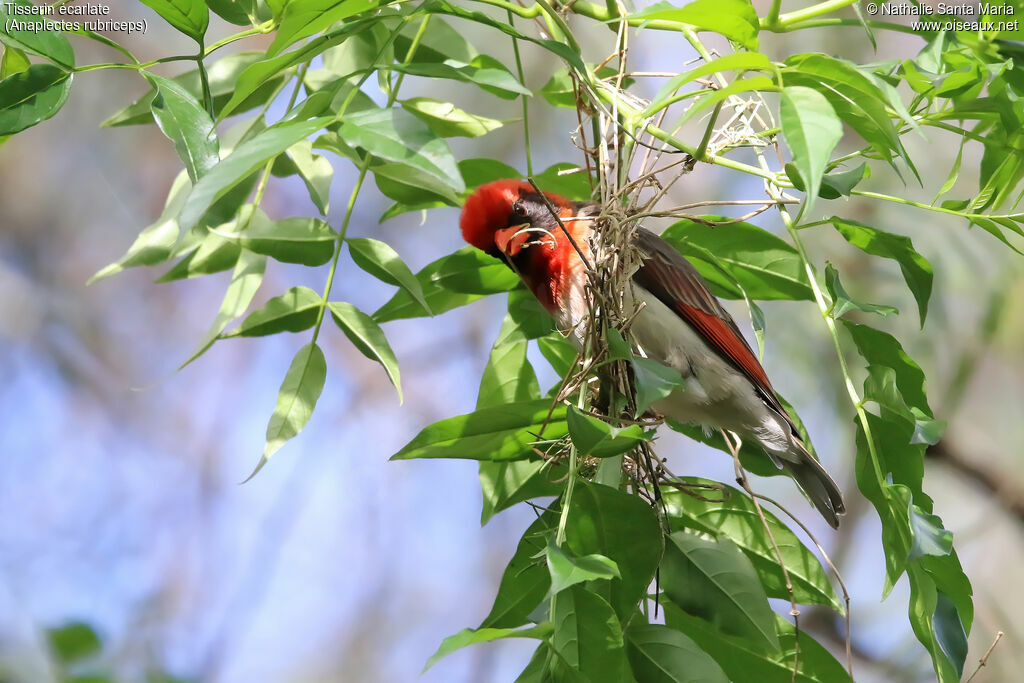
[632,227,791,422]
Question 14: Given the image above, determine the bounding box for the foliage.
[6,0,1023,678]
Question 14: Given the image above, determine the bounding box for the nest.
[530,58,783,504]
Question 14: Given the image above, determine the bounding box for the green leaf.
[784,54,911,173]
[513,644,552,683]
[424,624,552,672]
[661,532,780,651]
[910,504,953,560]
[606,328,633,362]
[284,139,332,214]
[347,237,431,315]
[567,407,652,458]
[391,399,567,461]
[394,14,476,64]
[547,540,620,595]
[373,247,519,322]
[831,217,933,326]
[824,262,898,319]
[400,97,505,137]
[506,288,555,341]
[532,162,594,201]
[179,117,330,231]
[373,162,461,216]
[0,45,29,78]
[645,52,774,117]
[146,73,218,182]
[476,316,561,522]
[206,0,259,24]
[460,157,520,189]
[180,250,267,368]
[660,220,812,300]
[340,107,464,191]
[842,321,930,416]
[47,622,101,664]
[460,157,521,188]
[224,286,321,337]
[391,56,531,100]
[89,172,191,283]
[538,333,578,377]
[680,77,779,125]
[632,357,686,416]
[103,52,286,127]
[625,623,729,683]
[0,0,74,68]
[211,208,338,266]
[550,586,632,682]
[479,312,542,405]
[218,24,369,118]
[480,458,562,524]
[565,481,664,619]
[268,0,378,56]
[139,0,209,41]
[663,483,842,611]
[156,232,240,282]
[0,63,71,135]
[908,565,970,682]
[631,0,759,50]
[481,511,557,628]
[305,19,392,89]
[249,342,326,477]
[329,301,403,403]
[785,162,868,199]
[780,86,842,218]
[665,606,852,683]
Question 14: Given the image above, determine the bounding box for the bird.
[459,179,845,528]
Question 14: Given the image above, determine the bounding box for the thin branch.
[721,430,801,681]
[965,630,1004,683]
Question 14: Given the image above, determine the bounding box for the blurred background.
[1,3,1022,682]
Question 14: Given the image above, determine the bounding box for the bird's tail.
[780,444,845,529]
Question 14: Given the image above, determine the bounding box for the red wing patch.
[675,303,774,396]
[632,227,784,413]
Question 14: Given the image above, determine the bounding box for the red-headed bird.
[460,180,845,528]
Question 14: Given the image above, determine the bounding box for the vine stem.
[771,0,860,28]
[783,205,888,492]
[236,63,311,237]
[853,189,1024,222]
[74,23,277,73]
[508,10,534,176]
[310,14,433,343]
[196,38,214,118]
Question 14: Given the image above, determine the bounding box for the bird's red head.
[460,180,573,257]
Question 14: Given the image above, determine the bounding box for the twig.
[755,492,855,681]
[527,177,595,271]
[721,430,801,682]
[965,630,1004,682]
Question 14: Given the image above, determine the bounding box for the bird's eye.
[512,201,526,216]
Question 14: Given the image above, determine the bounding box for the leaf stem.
[852,189,1024,222]
[766,17,921,35]
[508,10,533,176]
[204,22,277,54]
[771,0,860,28]
[196,39,214,118]
[312,16,432,342]
[466,0,543,19]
